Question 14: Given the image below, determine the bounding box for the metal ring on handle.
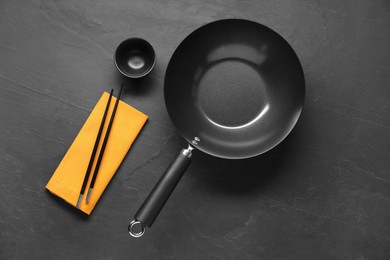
[128,220,145,238]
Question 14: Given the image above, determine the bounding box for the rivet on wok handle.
[129,144,194,237]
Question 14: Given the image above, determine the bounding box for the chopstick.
[76,89,114,209]
[86,83,124,203]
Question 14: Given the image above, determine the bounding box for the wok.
[129,19,305,237]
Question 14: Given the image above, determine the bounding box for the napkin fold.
[46,92,148,215]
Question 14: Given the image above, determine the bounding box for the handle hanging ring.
[128,220,145,238]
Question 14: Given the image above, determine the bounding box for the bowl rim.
[114,37,156,78]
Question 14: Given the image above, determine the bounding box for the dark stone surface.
[1,0,390,259]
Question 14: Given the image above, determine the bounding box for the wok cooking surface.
[197,57,268,128]
[164,19,305,159]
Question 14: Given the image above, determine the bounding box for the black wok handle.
[129,145,194,237]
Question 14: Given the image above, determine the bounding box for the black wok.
[129,19,305,237]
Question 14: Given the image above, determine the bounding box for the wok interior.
[164,19,305,159]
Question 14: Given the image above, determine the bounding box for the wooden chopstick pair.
[76,84,124,208]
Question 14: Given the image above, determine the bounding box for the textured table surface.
[1,1,390,259]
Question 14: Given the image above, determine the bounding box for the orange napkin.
[46,92,148,215]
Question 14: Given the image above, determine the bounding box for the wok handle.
[129,145,194,237]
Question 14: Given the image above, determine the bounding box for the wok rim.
[164,19,305,159]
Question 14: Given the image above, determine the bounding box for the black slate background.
[1,0,390,259]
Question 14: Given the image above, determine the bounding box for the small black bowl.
[114,38,156,78]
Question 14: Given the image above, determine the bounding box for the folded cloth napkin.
[46,91,148,215]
